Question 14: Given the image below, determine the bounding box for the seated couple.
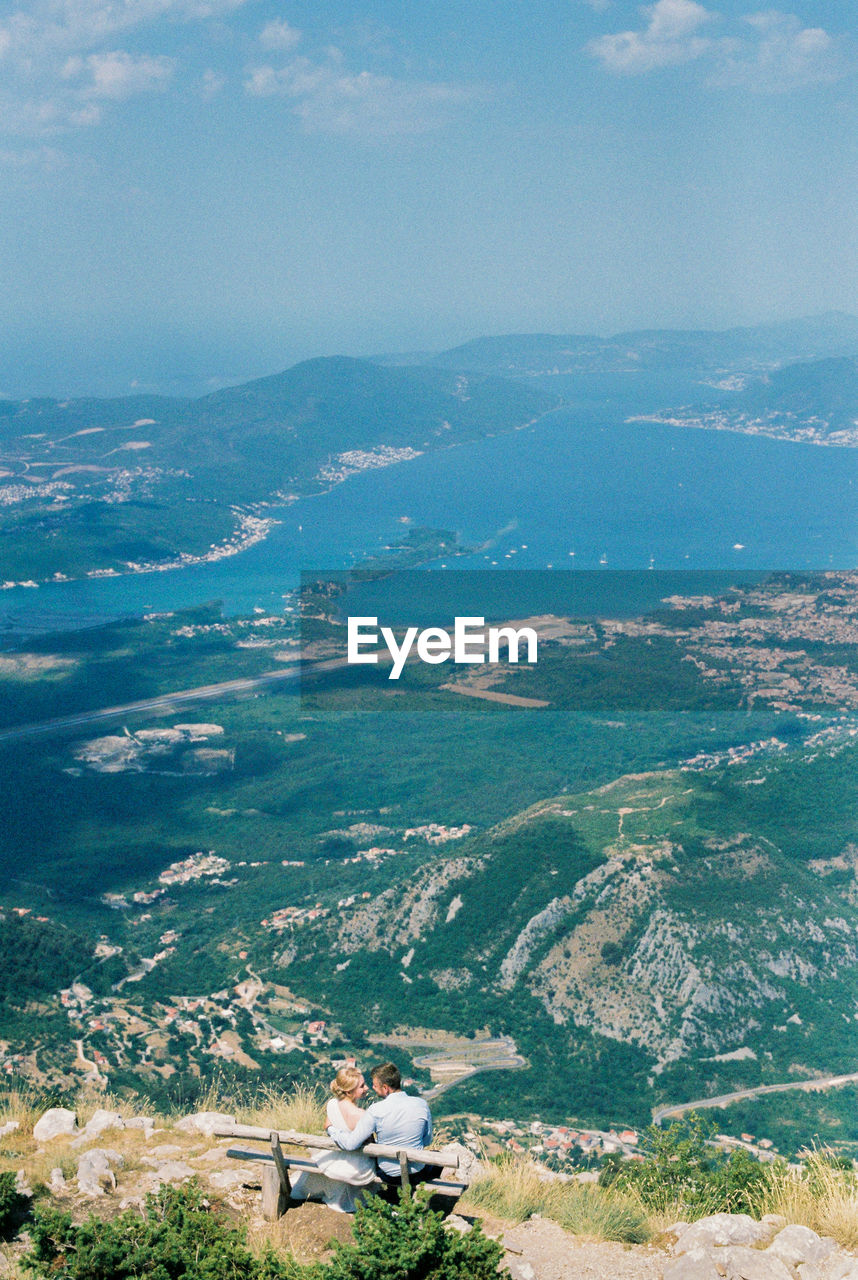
[290,1061,433,1214]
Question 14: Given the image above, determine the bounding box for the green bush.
[21,1181,294,1280]
[316,1191,505,1280]
[21,1181,504,1280]
[601,1113,773,1217]
[0,1169,30,1240]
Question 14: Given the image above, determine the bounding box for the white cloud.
[589,2,849,89]
[0,0,249,60]
[259,19,301,51]
[588,0,714,74]
[63,50,174,97]
[245,50,478,136]
[200,67,225,97]
[712,10,847,91]
[0,143,66,166]
[0,0,249,137]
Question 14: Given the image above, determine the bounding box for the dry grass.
[429,1122,455,1151]
[13,1144,79,1190]
[461,1157,650,1244]
[0,1086,52,1136]
[0,1121,161,1190]
[0,1083,149,1137]
[245,1214,343,1273]
[164,1076,231,1123]
[235,1083,327,1135]
[756,1148,858,1250]
[1,1263,28,1280]
[73,1088,146,1127]
[462,1157,548,1223]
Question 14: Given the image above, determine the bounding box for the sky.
[1,0,857,396]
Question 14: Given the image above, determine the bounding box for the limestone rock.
[84,1109,126,1140]
[14,1170,32,1197]
[440,1141,482,1184]
[49,1168,66,1194]
[675,1214,774,1254]
[33,1107,77,1143]
[0,1121,19,1138]
[174,1112,234,1137]
[126,1117,156,1136]
[77,1148,124,1197]
[141,1160,194,1189]
[769,1226,838,1268]
[119,1195,146,1212]
[191,1147,230,1165]
[662,1246,722,1279]
[506,1263,536,1280]
[717,1244,794,1280]
[798,1259,858,1280]
[207,1170,248,1191]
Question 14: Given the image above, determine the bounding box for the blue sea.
[1,408,856,639]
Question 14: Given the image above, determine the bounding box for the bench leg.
[262,1164,289,1220]
[398,1151,411,1198]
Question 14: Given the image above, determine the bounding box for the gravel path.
[499,1216,667,1280]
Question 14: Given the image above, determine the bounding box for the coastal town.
[629,408,858,448]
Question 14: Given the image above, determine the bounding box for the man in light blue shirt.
[327,1061,433,1188]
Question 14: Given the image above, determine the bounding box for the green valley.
[1,570,857,1158]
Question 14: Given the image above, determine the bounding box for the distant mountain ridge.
[417,313,858,377]
[739,356,858,428]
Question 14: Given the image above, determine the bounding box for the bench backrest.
[213,1122,459,1171]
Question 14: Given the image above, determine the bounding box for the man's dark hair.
[372,1061,401,1091]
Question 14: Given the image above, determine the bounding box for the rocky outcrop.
[77,1148,124,1197]
[33,1108,78,1143]
[663,1215,855,1280]
[499,897,575,990]
[335,857,481,954]
[673,1213,780,1252]
[82,1109,125,1140]
[173,1110,235,1136]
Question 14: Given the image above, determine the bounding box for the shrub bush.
[0,1169,30,1240]
[21,1180,503,1280]
[317,1190,505,1280]
[21,1180,294,1280]
[601,1112,772,1217]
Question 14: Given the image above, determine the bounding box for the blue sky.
[1,0,856,395]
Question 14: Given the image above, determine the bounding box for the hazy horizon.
[2,1,856,396]
[2,307,858,402]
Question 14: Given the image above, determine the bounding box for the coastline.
[0,408,560,593]
[0,510,281,592]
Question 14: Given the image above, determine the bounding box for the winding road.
[653,1070,858,1124]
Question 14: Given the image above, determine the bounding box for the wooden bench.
[213,1123,469,1220]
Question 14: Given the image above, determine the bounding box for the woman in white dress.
[289,1067,378,1213]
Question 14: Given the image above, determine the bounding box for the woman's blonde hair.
[331,1066,364,1099]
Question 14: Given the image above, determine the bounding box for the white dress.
[288,1098,377,1213]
